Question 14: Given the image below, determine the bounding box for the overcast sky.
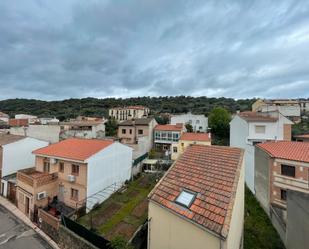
[0,0,309,100]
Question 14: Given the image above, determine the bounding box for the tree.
[108,236,134,249]
[208,107,231,145]
[185,123,193,132]
[105,118,118,136]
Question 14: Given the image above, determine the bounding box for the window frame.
[280,189,287,201]
[59,162,64,173]
[71,188,79,201]
[122,129,126,134]
[43,161,50,173]
[175,189,196,208]
[71,164,80,176]
[281,164,295,178]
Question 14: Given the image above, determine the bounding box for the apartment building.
[148,145,244,249]
[170,112,208,132]
[171,132,211,160]
[109,106,150,122]
[16,138,132,220]
[255,141,309,249]
[252,99,301,122]
[15,114,38,124]
[59,120,105,139]
[153,124,184,155]
[118,118,157,156]
[0,134,48,202]
[230,111,293,193]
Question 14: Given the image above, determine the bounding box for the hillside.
[0,96,255,120]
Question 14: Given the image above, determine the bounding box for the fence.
[61,215,110,249]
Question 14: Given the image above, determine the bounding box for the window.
[71,188,79,200]
[43,161,50,173]
[196,120,200,124]
[281,189,287,201]
[281,164,295,177]
[129,129,132,134]
[255,125,266,134]
[175,190,196,208]
[59,162,64,173]
[122,129,126,134]
[72,164,79,176]
[173,147,177,153]
[181,143,184,147]
[138,129,143,135]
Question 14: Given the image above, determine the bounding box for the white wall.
[2,137,49,177]
[171,113,208,132]
[260,105,300,117]
[86,142,133,210]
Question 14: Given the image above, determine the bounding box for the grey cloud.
[0,0,308,100]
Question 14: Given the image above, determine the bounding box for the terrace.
[17,168,58,188]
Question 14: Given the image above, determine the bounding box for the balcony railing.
[17,168,58,188]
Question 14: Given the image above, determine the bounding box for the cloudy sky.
[0,0,309,100]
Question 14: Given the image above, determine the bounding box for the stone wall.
[58,225,99,249]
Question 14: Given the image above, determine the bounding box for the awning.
[142,159,158,165]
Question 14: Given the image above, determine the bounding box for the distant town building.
[171,132,211,160]
[255,141,309,249]
[294,134,309,142]
[39,117,59,125]
[170,112,208,132]
[153,124,184,156]
[9,118,29,127]
[118,118,157,159]
[15,114,38,124]
[10,119,106,144]
[0,112,9,123]
[252,99,301,122]
[0,134,48,202]
[109,106,149,122]
[16,138,132,221]
[148,145,244,249]
[230,111,293,193]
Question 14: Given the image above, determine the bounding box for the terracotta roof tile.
[257,141,309,163]
[154,124,183,131]
[180,132,211,142]
[239,111,278,122]
[149,145,244,238]
[33,138,114,161]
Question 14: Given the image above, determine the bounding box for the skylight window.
[175,190,196,208]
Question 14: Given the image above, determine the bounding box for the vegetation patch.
[78,174,158,242]
[244,186,285,249]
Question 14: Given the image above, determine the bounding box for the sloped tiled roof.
[149,145,244,238]
[257,141,309,163]
[119,118,153,126]
[33,138,114,161]
[154,124,183,131]
[180,132,211,142]
[238,111,278,122]
[0,134,25,146]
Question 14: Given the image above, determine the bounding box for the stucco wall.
[148,202,220,249]
[171,113,208,132]
[2,138,48,177]
[171,140,211,160]
[225,159,244,249]
[254,146,271,213]
[86,142,132,210]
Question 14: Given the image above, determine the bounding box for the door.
[25,196,30,216]
[58,185,64,202]
[8,182,16,203]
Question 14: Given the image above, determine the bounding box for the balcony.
[17,168,58,188]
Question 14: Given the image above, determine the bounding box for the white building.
[170,112,208,132]
[0,134,48,199]
[15,114,38,124]
[0,112,9,123]
[230,111,293,193]
[109,106,150,122]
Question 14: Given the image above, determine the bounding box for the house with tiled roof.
[0,134,48,202]
[0,111,9,123]
[148,145,244,249]
[16,138,132,221]
[255,141,309,248]
[230,111,293,193]
[109,106,150,122]
[153,124,185,157]
[171,132,211,160]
